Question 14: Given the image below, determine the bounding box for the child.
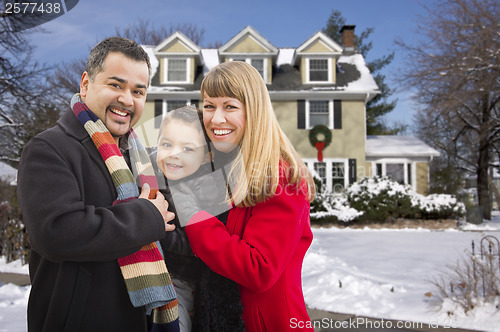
[155,105,228,332]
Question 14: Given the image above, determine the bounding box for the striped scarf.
[71,94,179,331]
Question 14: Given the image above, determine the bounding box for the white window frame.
[371,159,417,191]
[229,57,268,83]
[163,58,190,84]
[162,100,191,118]
[306,57,332,84]
[305,100,334,129]
[304,158,349,193]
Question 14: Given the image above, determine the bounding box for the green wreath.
[309,125,332,148]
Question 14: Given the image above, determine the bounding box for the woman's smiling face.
[202,95,246,153]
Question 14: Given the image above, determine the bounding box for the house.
[134,25,439,195]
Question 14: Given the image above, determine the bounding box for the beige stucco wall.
[416,162,429,195]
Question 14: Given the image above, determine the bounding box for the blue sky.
[27,0,434,127]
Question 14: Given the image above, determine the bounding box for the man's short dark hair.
[86,37,151,81]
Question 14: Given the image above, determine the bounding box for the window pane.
[386,163,405,184]
[310,71,328,81]
[314,162,327,185]
[251,59,264,77]
[309,101,329,127]
[166,101,188,112]
[332,162,345,192]
[309,59,328,82]
[310,114,329,127]
[310,59,327,70]
[310,101,329,113]
[168,59,187,81]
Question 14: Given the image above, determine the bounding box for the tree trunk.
[477,101,492,220]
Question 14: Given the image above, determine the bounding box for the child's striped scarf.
[71,94,179,332]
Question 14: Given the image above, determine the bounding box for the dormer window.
[306,58,331,83]
[309,59,328,81]
[231,57,266,81]
[164,58,190,83]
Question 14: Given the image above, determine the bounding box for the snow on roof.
[277,48,295,66]
[201,49,220,73]
[366,136,440,158]
[338,54,379,91]
[0,162,17,185]
[142,45,159,85]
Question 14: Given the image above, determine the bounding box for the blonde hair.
[201,61,315,206]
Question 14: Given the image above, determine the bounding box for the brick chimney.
[340,25,356,50]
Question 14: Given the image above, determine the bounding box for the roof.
[145,27,379,97]
[366,136,440,158]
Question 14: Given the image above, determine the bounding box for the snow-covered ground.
[304,211,500,332]
[1,213,500,331]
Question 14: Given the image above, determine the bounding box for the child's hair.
[157,105,209,145]
[201,61,316,206]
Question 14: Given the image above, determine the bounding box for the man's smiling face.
[80,52,149,143]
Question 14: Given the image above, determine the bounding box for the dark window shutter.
[297,100,305,129]
[190,99,199,109]
[154,99,163,128]
[348,158,357,184]
[334,100,342,129]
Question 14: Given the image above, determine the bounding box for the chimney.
[340,25,356,50]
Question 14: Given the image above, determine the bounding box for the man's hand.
[139,184,176,232]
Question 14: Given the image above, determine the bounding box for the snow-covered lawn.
[1,213,500,331]
[304,212,500,332]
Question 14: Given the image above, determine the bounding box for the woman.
[182,61,316,331]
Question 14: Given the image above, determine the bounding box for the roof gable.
[220,26,278,54]
[296,31,343,55]
[154,31,200,54]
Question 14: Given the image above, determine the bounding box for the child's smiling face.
[157,119,208,180]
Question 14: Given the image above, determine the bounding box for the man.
[17,37,176,331]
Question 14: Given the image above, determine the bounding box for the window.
[166,100,188,114]
[154,100,190,128]
[306,159,348,193]
[386,163,405,184]
[230,58,266,81]
[298,100,342,130]
[309,101,330,127]
[165,58,188,82]
[309,59,329,82]
[331,162,345,192]
[251,59,264,77]
[314,162,327,187]
[374,161,414,187]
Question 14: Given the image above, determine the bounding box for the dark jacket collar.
[57,109,91,142]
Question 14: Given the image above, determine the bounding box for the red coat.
[185,179,314,331]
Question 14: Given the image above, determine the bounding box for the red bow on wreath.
[309,125,332,162]
[315,141,326,162]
